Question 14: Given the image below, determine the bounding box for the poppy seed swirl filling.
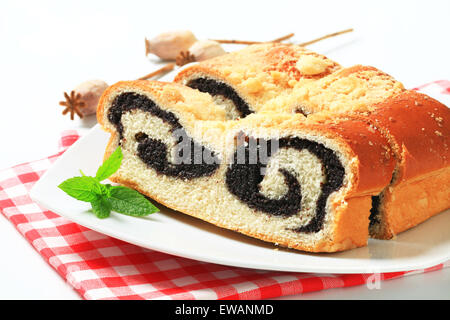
[108,92,219,179]
[226,137,345,233]
[186,78,254,118]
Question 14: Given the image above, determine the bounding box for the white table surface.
[0,0,449,299]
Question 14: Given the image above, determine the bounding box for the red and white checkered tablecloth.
[0,81,449,300]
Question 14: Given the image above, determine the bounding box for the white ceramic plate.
[30,124,450,274]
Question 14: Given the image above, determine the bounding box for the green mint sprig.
[58,147,159,219]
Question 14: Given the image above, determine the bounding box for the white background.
[0,0,449,299]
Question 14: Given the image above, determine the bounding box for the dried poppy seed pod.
[145,30,197,60]
[188,40,226,61]
[74,80,109,116]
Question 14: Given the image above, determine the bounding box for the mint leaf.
[58,176,103,202]
[103,183,113,197]
[91,197,112,219]
[59,146,160,220]
[108,186,159,217]
[95,147,123,182]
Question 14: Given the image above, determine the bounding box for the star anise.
[176,51,196,66]
[59,91,85,120]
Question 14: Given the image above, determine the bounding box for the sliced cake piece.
[310,90,450,239]
[174,43,340,119]
[97,80,395,252]
[221,113,395,252]
[363,91,450,239]
[97,80,227,180]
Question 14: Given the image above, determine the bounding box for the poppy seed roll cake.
[97,80,396,252]
[176,43,449,241]
[97,43,450,252]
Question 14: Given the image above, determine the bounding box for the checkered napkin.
[0,81,449,300]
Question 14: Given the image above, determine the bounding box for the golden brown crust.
[366,90,450,181]
[336,65,387,77]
